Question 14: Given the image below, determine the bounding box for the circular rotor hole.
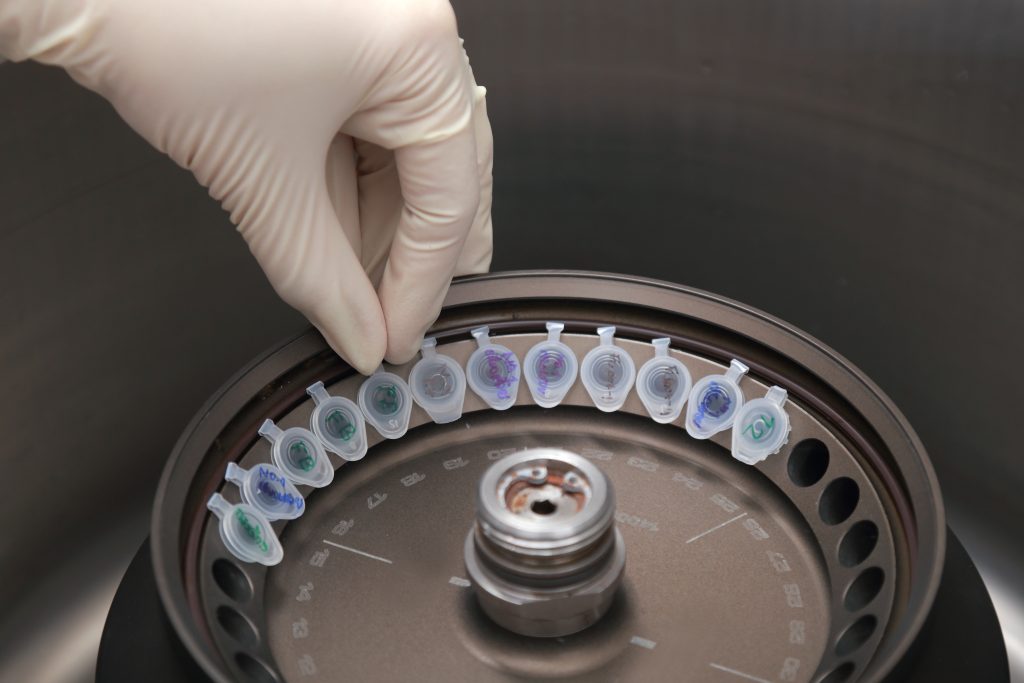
[838,520,879,567]
[788,439,830,487]
[845,567,885,612]
[531,499,557,515]
[819,477,860,525]
[234,653,279,683]
[835,614,877,657]
[818,662,855,683]
[212,559,253,603]
[217,605,259,648]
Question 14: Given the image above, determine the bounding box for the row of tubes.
[207,324,792,565]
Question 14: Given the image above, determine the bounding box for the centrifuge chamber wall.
[1,1,1022,681]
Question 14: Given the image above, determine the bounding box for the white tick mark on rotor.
[685,512,748,544]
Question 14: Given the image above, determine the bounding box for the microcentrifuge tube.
[409,338,467,424]
[307,381,368,461]
[580,326,636,412]
[225,462,305,521]
[207,492,284,566]
[358,367,413,439]
[731,386,791,465]
[524,322,579,408]
[258,419,334,488]
[635,338,692,424]
[685,359,749,439]
[466,326,521,410]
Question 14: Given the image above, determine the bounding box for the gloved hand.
[0,0,493,374]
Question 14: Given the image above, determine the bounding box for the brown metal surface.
[151,272,941,682]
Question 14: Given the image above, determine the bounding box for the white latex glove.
[0,0,493,374]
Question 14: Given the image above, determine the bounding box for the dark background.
[1,1,1022,681]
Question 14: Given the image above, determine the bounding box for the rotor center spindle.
[464,448,626,637]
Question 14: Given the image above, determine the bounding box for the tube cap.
[358,368,413,439]
[580,326,636,412]
[258,419,334,488]
[207,493,284,566]
[523,322,579,408]
[685,359,749,439]
[731,386,791,465]
[224,462,305,520]
[635,338,692,424]
[467,326,521,410]
[409,338,467,424]
[307,381,368,461]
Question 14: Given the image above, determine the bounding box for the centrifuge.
[97,272,1008,683]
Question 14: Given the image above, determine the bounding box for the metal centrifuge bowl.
[151,271,944,683]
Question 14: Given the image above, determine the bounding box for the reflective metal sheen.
[465,449,626,637]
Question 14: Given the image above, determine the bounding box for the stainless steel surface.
[464,449,626,637]
[2,1,1023,679]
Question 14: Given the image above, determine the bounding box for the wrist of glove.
[0,0,494,374]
